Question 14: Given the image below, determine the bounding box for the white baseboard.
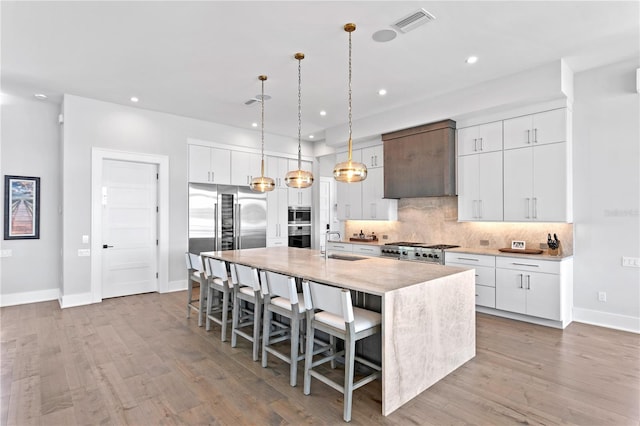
[58,292,94,309]
[0,288,60,307]
[166,279,187,293]
[476,306,569,329]
[573,307,640,334]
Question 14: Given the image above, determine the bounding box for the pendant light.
[333,23,367,183]
[285,52,314,189]
[249,75,276,193]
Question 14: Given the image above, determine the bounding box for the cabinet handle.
[479,137,484,151]
[526,129,531,144]
[371,155,374,167]
[473,138,478,152]
[457,257,479,262]
[472,200,478,218]
[525,198,531,219]
[533,197,538,219]
[526,275,531,290]
[511,262,540,267]
[518,273,523,289]
[533,128,538,143]
[478,199,483,218]
[374,155,378,166]
[207,171,210,181]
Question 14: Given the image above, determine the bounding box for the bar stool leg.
[221,290,230,342]
[231,289,240,348]
[252,301,262,361]
[343,334,356,422]
[290,314,300,387]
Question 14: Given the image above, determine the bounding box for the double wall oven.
[288,206,311,248]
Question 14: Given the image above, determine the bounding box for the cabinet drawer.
[475,285,496,308]
[445,252,495,267]
[327,242,353,253]
[447,263,495,287]
[352,244,381,257]
[496,256,560,274]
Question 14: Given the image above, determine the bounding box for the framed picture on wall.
[4,175,40,240]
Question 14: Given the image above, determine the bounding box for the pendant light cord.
[347,28,353,162]
[297,56,302,170]
[260,76,265,177]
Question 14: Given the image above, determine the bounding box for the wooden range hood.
[382,119,456,199]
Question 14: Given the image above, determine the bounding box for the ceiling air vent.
[391,8,436,33]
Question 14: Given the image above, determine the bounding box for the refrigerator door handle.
[214,203,218,251]
[236,203,242,249]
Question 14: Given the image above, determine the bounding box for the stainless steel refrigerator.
[188,183,267,254]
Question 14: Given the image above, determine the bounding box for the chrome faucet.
[325,230,341,260]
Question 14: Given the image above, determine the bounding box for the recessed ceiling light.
[372,29,397,43]
[251,122,258,127]
[34,93,47,100]
[465,56,478,64]
[320,110,327,116]
[309,135,315,139]
[378,89,387,96]
[130,96,139,102]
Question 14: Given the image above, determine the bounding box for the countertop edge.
[445,247,573,261]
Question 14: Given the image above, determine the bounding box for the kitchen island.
[201,247,475,416]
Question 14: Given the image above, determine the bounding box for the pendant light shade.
[285,53,314,189]
[333,23,367,183]
[250,75,276,193]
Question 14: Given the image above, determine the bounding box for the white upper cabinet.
[361,167,397,220]
[287,159,313,207]
[457,151,503,221]
[361,144,384,168]
[504,141,569,222]
[188,145,231,184]
[503,108,566,150]
[457,121,503,156]
[266,156,289,189]
[266,187,288,247]
[231,151,262,186]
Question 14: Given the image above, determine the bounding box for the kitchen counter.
[201,247,475,416]
[446,246,573,261]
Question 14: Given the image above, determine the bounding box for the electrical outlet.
[78,249,91,257]
[480,240,489,246]
[82,235,89,244]
[622,257,640,268]
[382,235,388,240]
[598,291,607,302]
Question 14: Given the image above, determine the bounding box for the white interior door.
[102,159,158,298]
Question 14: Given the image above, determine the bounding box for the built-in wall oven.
[288,206,311,224]
[288,225,311,248]
[288,206,311,248]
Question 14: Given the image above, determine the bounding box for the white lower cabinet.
[445,252,496,308]
[326,242,353,253]
[446,251,573,327]
[326,242,382,257]
[495,256,571,323]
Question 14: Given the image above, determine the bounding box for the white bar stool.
[185,252,207,327]
[302,280,382,422]
[204,257,234,342]
[230,263,263,361]
[260,270,309,387]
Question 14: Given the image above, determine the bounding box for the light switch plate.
[78,249,91,257]
[82,235,89,244]
[622,257,640,268]
[0,249,12,258]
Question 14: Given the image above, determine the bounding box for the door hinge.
[156,239,159,246]
[156,272,158,279]
[156,173,159,180]
[156,206,159,213]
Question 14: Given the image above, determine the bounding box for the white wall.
[0,94,61,305]
[572,58,640,331]
[60,95,301,302]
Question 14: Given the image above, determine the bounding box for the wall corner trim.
[59,292,94,309]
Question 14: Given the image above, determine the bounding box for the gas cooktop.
[384,242,459,249]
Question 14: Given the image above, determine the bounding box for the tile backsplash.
[344,196,573,254]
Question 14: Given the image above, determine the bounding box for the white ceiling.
[2,1,638,142]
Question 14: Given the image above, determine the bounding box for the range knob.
[402,251,408,256]
[415,252,421,257]
[422,253,429,257]
[428,254,434,258]
[433,254,440,259]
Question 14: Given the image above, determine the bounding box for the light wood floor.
[1,291,638,425]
